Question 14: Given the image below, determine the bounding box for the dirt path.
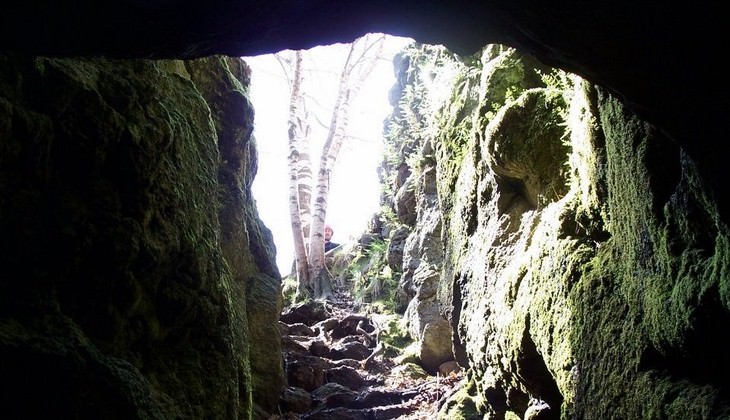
[272,288,464,419]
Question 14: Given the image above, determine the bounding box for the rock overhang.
[2,0,726,215]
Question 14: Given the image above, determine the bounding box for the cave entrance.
[245,33,413,275]
[244,31,581,420]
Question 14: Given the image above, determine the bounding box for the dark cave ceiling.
[2,0,727,214]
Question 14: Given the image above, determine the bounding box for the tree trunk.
[283,35,386,301]
[307,35,385,299]
[284,50,312,298]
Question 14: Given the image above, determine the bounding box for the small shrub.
[281,275,298,307]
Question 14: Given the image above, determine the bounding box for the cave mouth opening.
[244,33,414,274]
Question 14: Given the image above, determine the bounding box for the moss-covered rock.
[0,54,283,418]
[380,43,730,419]
[438,378,482,420]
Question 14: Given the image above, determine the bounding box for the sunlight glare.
[245,34,414,275]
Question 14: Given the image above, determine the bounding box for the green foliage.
[536,68,574,120]
[380,44,467,204]
[281,275,298,307]
[379,316,412,349]
[538,67,572,91]
[347,238,401,313]
[377,204,399,226]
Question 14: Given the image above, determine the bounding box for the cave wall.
[0,1,728,419]
[383,44,730,418]
[0,54,283,418]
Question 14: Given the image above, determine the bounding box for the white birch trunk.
[279,35,386,300]
[308,35,386,299]
[284,50,312,297]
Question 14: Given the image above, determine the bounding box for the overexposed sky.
[245,34,413,275]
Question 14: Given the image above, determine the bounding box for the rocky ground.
[272,288,464,419]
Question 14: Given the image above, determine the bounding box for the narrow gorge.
[1,2,727,419]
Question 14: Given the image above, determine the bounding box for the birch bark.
[308,35,385,299]
[283,35,386,300]
[283,51,312,296]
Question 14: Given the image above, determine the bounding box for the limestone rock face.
[386,225,409,273]
[486,88,571,210]
[383,44,730,419]
[394,175,417,226]
[0,55,283,418]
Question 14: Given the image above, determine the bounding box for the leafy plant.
[281,275,300,307]
[346,238,403,313]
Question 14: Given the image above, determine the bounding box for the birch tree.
[281,34,386,300]
[283,50,312,289]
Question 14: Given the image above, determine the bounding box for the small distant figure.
[324,225,340,252]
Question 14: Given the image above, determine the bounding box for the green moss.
[0,55,263,418]
[379,316,412,349]
[377,40,730,419]
[434,63,482,185]
[560,88,730,419]
[438,378,482,420]
[392,362,429,380]
[393,342,421,365]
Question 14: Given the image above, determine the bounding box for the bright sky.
[245,34,413,275]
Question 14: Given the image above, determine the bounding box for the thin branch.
[274,51,294,91]
[349,34,387,70]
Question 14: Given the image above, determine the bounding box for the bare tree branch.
[283,34,389,300]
